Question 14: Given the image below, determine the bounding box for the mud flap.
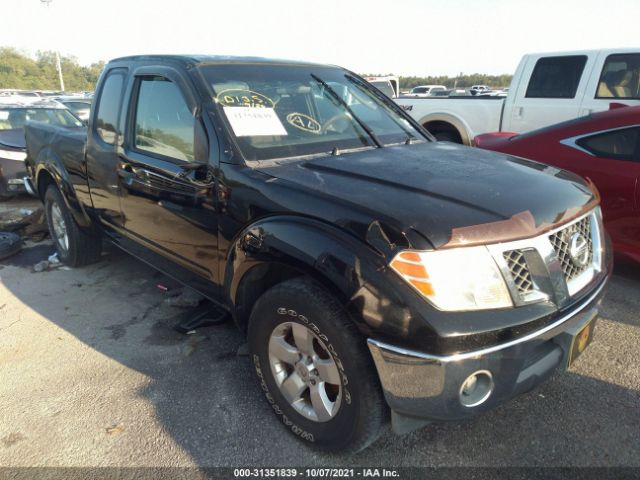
[391,410,431,435]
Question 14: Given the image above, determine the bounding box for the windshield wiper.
[310,73,383,149]
[344,73,428,144]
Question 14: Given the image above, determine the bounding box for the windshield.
[0,107,83,130]
[63,102,91,114]
[199,64,426,161]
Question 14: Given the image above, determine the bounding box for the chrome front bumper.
[367,276,608,427]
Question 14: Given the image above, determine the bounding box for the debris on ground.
[164,286,204,307]
[105,424,124,435]
[33,252,68,273]
[0,231,23,260]
[0,207,48,242]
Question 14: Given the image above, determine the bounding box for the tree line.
[0,47,104,91]
[0,47,513,93]
[365,73,513,90]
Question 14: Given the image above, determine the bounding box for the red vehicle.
[475,105,640,263]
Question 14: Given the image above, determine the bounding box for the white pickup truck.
[395,48,640,144]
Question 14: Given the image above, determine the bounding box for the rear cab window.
[526,56,587,98]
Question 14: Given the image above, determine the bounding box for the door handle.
[117,168,137,180]
[117,164,144,182]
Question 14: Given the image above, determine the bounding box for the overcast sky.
[2,0,639,76]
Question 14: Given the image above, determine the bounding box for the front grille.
[548,216,593,282]
[503,249,534,295]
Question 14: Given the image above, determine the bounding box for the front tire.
[44,185,102,267]
[248,278,386,452]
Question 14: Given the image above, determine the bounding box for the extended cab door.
[579,51,640,116]
[503,54,594,134]
[116,67,220,293]
[86,67,128,227]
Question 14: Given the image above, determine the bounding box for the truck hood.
[256,142,596,250]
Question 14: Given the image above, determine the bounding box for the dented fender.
[223,215,430,343]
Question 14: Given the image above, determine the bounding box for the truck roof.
[522,47,640,58]
[108,54,330,68]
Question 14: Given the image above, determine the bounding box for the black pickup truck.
[25,55,612,452]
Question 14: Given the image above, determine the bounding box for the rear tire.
[44,185,101,267]
[432,130,461,143]
[248,277,386,453]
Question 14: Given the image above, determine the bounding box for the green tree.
[0,47,104,91]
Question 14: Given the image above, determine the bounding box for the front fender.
[224,215,423,341]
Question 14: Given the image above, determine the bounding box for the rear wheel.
[248,278,387,453]
[44,185,102,267]
[432,130,461,143]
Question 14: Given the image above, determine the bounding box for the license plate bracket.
[568,314,597,367]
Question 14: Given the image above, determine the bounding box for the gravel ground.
[0,200,638,472]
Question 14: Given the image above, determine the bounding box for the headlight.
[390,247,513,311]
[0,149,26,161]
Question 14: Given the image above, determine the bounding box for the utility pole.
[40,0,65,92]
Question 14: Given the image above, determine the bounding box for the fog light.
[459,370,494,407]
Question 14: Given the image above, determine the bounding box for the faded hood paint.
[256,142,596,250]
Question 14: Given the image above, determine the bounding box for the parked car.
[469,85,491,96]
[25,54,611,452]
[0,100,83,198]
[54,96,92,121]
[477,89,508,97]
[404,85,447,97]
[365,79,396,98]
[396,49,640,144]
[364,76,400,98]
[475,104,640,264]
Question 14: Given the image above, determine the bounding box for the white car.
[404,85,447,97]
[395,49,640,143]
[469,85,491,95]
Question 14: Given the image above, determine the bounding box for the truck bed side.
[394,96,505,144]
[25,122,94,228]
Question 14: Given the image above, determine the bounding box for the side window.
[596,53,640,99]
[525,56,587,99]
[134,77,195,162]
[95,69,125,144]
[577,127,640,161]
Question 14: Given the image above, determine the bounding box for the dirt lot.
[0,198,639,470]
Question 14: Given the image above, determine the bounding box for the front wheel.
[44,184,102,267]
[248,278,386,452]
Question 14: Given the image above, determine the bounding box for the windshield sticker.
[216,89,274,109]
[223,106,287,137]
[286,112,321,134]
